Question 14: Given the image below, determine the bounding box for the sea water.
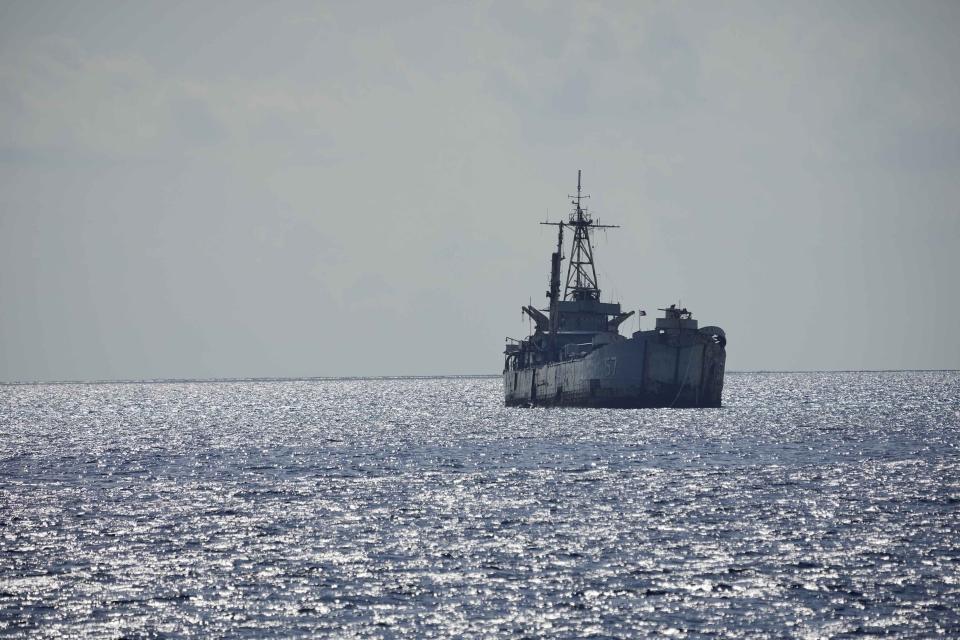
[1,372,958,637]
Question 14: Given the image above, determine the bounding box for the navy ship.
[503,172,726,408]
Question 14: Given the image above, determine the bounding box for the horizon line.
[2,369,959,386]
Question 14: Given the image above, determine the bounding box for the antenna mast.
[564,170,617,301]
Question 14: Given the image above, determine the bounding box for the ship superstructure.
[503,172,726,408]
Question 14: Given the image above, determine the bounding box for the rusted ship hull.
[502,172,727,409]
[504,330,726,409]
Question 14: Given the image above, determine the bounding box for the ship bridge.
[554,299,621,332]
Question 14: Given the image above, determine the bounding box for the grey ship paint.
[504,172,727,408]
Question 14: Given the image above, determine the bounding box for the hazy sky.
[1,1,958,382]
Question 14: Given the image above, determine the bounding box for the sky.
[1,1,958,382]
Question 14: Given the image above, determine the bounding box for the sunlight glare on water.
[1,372,959,637]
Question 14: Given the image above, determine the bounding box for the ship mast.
[564,170,617,301]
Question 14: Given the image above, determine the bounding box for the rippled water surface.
[2,372,959,637]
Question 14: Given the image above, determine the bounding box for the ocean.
[1,372,958,637]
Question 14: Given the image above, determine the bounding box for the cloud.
[1,1,959,380]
